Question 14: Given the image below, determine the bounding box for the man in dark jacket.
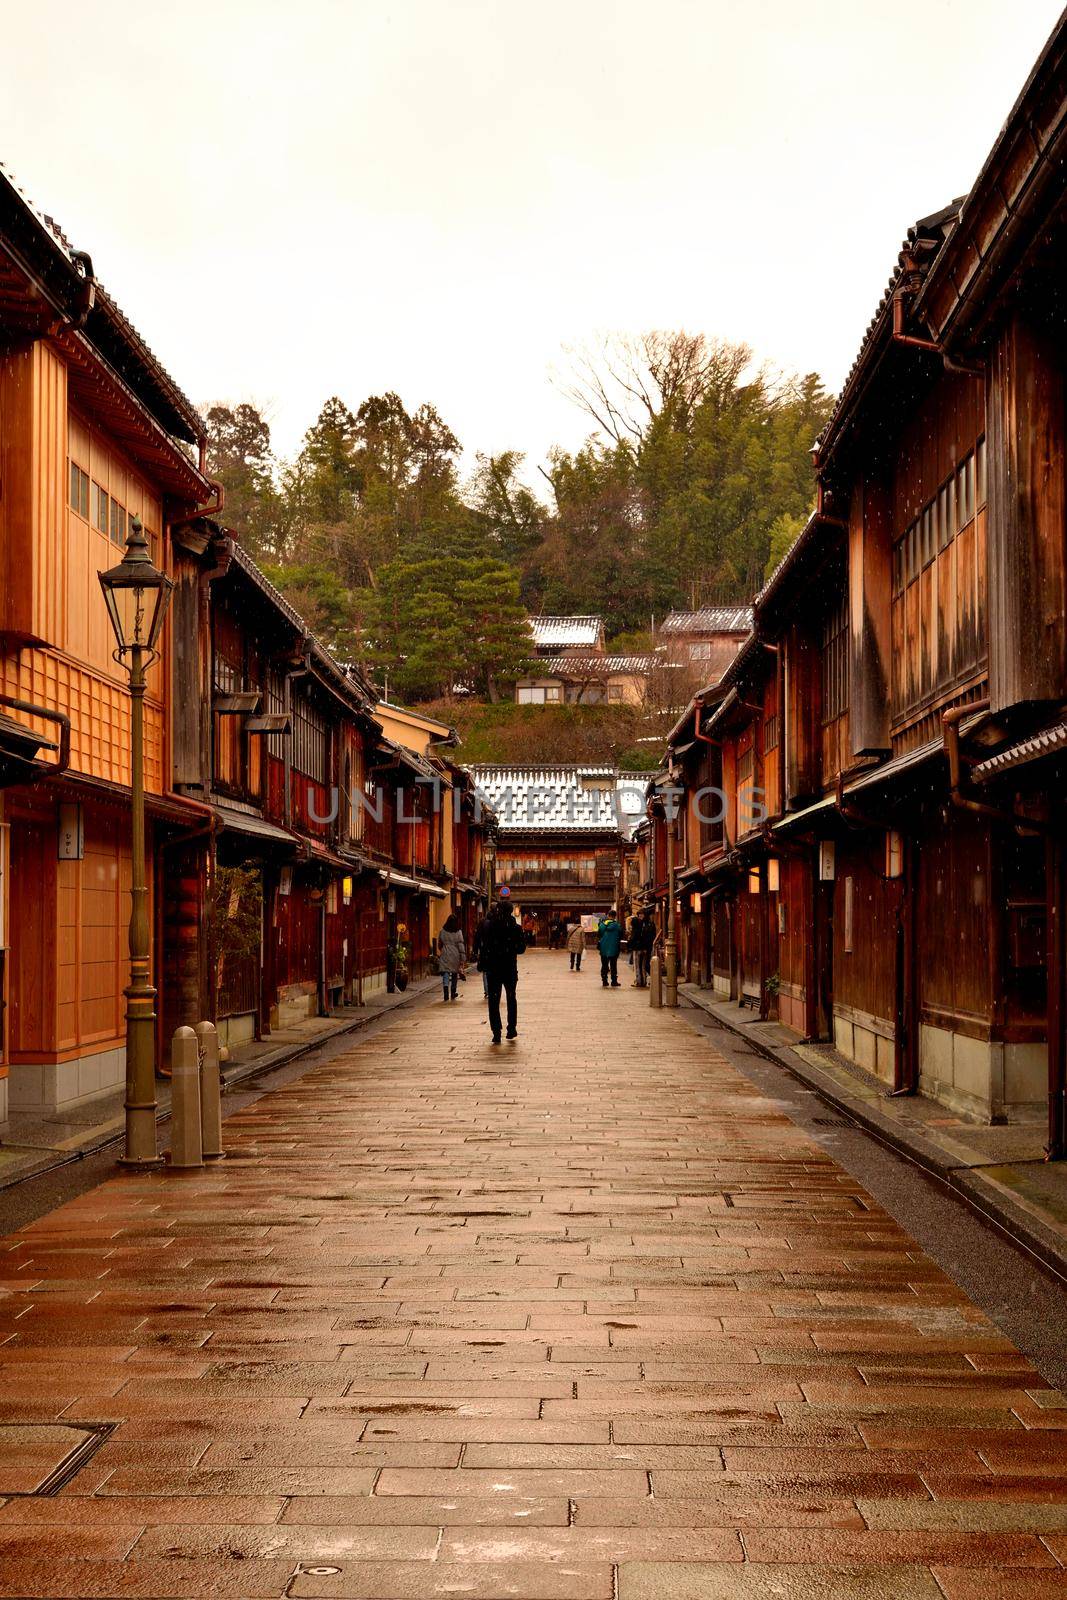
[597,908,623,988]
[630,912,655,987]
[478,891,527,1043]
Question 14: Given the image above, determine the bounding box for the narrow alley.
[1,953,1066,1597]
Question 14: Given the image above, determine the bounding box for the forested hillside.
[205,332,830,705]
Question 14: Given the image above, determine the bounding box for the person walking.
[479,889,527,1043]
[630,910,654,988]
[567,920,585,972]
[597,907,623,988]
[470,911,491,1001]
[437,913,466,1003]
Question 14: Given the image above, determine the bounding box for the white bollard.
[169,1026,203,1169]
[196,1020,224,1160]
[649,954,663,1008]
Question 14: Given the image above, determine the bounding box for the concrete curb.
[679,986,1067,1289]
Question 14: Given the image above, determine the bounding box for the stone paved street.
[2,953,1067,1598]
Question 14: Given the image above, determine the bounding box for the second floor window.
[292,697,327,783]
[69,461,89,519]
[821,594,849,723]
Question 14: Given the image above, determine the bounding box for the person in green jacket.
[597,908,623,988]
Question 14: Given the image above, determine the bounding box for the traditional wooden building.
[0,166,218,1119]
[167,530,385,1046]
[669,15,1067,1146]
[658,607,754,685]
[469,766,634,935]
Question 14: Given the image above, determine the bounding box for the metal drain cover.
[0,1422,114,1496]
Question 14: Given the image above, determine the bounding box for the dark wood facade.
[664,19,1067,1143]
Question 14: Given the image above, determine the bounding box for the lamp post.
[664,807,678,1008]
[98,517,173,1167]
[484,835,497,900]
[647,786,679,1008]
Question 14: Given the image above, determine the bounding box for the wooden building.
[657,607,754,685]
[469,766,633,935]
[667,15,1067,1145]
[168,529,387,1047]
[0,164,497,1120]
[0,165,218,1119]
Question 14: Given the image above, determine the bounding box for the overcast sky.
[2,0,1061,481]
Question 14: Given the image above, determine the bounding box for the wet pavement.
[0,952,1066,1597]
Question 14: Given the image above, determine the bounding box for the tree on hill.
[203,402,281,561]
[204,329,826,704]
[360,538,531,703]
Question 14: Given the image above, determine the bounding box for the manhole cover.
[0,1423,115,1496]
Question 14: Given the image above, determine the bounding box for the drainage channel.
[0,1422,117,1499]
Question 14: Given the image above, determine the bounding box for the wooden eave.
[915,14,1067,346]
[756,513,848,635]
[0,165,203,443]
[56,324,212,506]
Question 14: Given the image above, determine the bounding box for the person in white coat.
[437,914,466,1002]
[566,921,585,972]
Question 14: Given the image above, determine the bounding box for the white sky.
[2,0,1062,482]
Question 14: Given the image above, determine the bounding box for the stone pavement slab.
[0,952,1064,1595]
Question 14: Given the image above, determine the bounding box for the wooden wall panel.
[67,407,165,699]
[0,652,164,793]
[918,808,992,1027]
[0,347,38,643]
[849,473,893,755]
[78,812,125,1044]
[34,344,67,651]
[778,855,808,995]
[784,625,821,804]
[986,310,1067,711]
[8,817,55,1054]
[834,839,900,1026]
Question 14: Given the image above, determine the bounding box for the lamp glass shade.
[98,517,173,653]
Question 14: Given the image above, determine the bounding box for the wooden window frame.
[91,481,109,535]
[821,593,849,724]
[69,460,90,520]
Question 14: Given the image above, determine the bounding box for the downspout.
[0,697,71,776]
[943,700,1050,833]
[69,251,96,329]
[194,481,226,521]
[892,285,985,379]
[319,895,329,1019]
[895,834,920,1098]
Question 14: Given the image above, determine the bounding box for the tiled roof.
[972,722,1067,782]
[534,654,653,676]
[659,607,753,636]
[529,615,604,649]
[469,765,626,835]
[814,200,963,466]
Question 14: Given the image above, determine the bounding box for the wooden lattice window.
[821,594,849,724]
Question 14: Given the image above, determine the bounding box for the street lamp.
[99,517,173,1167]
[664,808,678,1009]
[646,785,679,1008]
[484,835,497,899]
